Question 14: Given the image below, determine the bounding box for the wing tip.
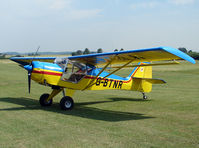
[159,46,196,64]
[10,57,18,62]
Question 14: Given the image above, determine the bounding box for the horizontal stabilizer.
[133,77,166,84]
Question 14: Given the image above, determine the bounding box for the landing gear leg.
[142,92,148,100]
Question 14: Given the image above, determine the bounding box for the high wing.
[10,47,195,67]
[10,57,56,66]
[68,46,195,66]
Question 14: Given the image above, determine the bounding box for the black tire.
[39,93,53,106]
[143,95,147,100]
[60,96,74,110]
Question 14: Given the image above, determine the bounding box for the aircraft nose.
[24,65,33,72]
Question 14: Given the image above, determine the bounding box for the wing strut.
[82,58,134,91]
[110,61,180,68]
[82,55,117,90]
[100,59,134,80]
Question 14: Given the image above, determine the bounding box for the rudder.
[129,63,153,93]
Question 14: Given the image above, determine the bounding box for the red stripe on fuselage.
[32,70,62,76]
[32,66,140,82]
[84,67,140,83]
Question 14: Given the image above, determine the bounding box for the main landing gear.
[60,96,74,110]
[142,92,148,100]
[39,88,75,110]
[39,94,53,106]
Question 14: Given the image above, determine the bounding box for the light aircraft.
[10,47,195,110]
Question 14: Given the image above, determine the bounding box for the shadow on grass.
[0,97,154,122]
[108,97,152,102]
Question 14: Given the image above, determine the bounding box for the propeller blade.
[27,46,40,93]
[28,72,31,93]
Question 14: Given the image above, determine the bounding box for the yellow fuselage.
[31,65,153,93]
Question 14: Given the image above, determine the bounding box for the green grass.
[0,60,199,148]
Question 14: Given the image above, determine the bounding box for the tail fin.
[128,62,155,93]
[128,62,166,93]
[128,62,152,79]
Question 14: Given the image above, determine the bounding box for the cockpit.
[54,57,91,83]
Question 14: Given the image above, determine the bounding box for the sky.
[0,0,199,52]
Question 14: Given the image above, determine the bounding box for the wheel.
[143,95,147,100]
[60,96,74,110]
[39,93,53,106]
[142,92,148,100]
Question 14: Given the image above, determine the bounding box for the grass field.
[0,59,199,148]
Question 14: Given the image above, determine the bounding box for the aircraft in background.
[10,47,195,110]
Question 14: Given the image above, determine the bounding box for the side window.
[61,62,88,83]
[62,62,73,80]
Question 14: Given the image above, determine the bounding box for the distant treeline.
[0,53,7,59]
[71,48,103,56]
[71,48,125,56]
[28,51,72,55]
[178,47,199,60]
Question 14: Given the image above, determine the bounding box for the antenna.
[30,46,40,64]
[34,45,40,57]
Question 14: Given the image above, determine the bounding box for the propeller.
[24,64,33,93]
[24,46,40,93]
[28,71,31,93]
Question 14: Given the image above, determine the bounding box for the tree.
[71,52,77,56]
[28,52,40,56]
[28,53,34,56]
[0,54,6,59]
[15,54,23,57]
[76,50,83,55]
[188,50,192,53]
[178,47,187,53]
[83,48,90,55]
[188,51,199,60]
[97,48,103,53]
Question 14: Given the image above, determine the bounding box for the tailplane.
[128,62,166,93]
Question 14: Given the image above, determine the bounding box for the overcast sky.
[0,0,199,52]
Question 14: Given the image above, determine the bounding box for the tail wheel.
[142,92,148,100]
[143,95,147,100]
[39,93,53,106]
[60,96,74,110]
